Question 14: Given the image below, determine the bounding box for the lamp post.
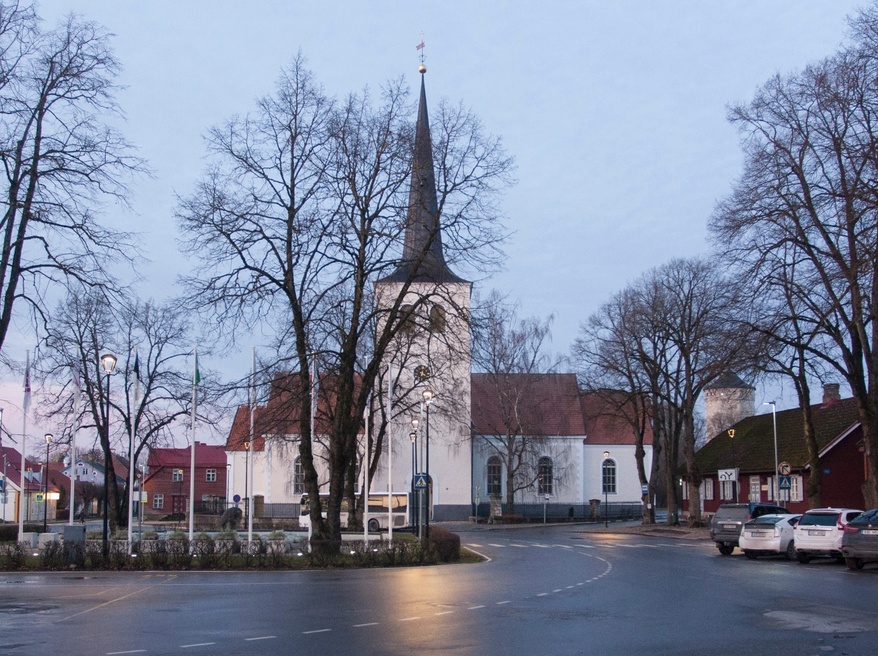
[728,428,738,502]
[43,433,53,533]
[100,352,117,558]
[410,418,419,536]
[422,388,433,538]
[603,451,610,528]
[1,407,5,522]
[763,401,779,502]
[226,463,231,509]
[243,441,250,526]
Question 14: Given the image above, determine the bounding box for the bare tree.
[0,3,143,359]
[178,57,513,554]
[36,289,210,529]
[574,258,755,525]
[471,291,561,513]
[711,8,878,506]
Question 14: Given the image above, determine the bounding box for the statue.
[219,506,242,531]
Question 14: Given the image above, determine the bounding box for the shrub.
[426,525,460,563]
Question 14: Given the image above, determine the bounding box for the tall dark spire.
[381,67,465,284]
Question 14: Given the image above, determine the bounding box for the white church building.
[225,68,652,522]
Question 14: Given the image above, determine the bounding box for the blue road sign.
[414,475,428,490]
[779,476,792,491]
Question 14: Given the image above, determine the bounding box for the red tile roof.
[226,371,364,451]
[147,443,227,469]
[581,390,654,445]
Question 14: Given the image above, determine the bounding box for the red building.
[683,394,867,517]
[143,443,227,518]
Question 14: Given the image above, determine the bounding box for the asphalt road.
[1,524,877,655]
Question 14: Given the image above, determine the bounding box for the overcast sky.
[0,1,869,442]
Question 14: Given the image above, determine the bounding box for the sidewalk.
[440,520,710,541]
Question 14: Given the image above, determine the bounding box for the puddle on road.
[0,602,58,614]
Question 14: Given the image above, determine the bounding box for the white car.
[739,513,801,560]
[794,508,863,564]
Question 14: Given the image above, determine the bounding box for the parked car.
[840,507,878,570]
[794,508,863,564]
[739,513,801,560]
[710,503,788,555]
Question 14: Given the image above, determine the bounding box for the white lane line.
[354,623,379,628]
[566,586,574,589]
[496,601,511,605]
[303,629,331,635]
[536,593,548,597]
[400,616,420,622]
[107,651,147,655]
[245,636,277,641]
[488,543,506,547]
[467,543,484,547]
[435,611,455,616]
[181,643,216,648]
[553,589,562,593]
[468,605,485,610]
[554,544,573,549]
[510,544,528,548]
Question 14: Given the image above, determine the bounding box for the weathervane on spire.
[416,33,426,74]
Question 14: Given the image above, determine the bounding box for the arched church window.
[538,457,553,495]
[293,457,304,495]
[487,456,502,495]
[429,305,446,333]
[398,304,415,333]
[602,459,617,495]
[488,456,503,495]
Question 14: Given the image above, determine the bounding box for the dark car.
[710,502,788,555]
[841,507,878,570]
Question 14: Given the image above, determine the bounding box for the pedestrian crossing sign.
[414,475,428,490]
[778,476,792,491]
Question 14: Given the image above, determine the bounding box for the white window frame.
[152,493,164,510]
[172,469,184,482]
[206,468,217,483]
[720,480,735,501]
[700,478,714,501]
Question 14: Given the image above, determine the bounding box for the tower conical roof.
[380,70,466,284]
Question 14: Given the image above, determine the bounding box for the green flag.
[194,352,201,386]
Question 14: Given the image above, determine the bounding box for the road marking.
[553,589,562,593]
[496,600,511,605]
[488,543,505,547]
[245,636,277,641]
[107,651,146,655]
[59,582,168,623]
[435,610,455,616]
[354,623,379,628]
[400,616,420,622]
[536,593,548,597]
[181,643,216,648]
[565,585,574,589]
[510,544,528,548]
[468,605,485,610]
[467,543,484,547]
[303,629,331,635]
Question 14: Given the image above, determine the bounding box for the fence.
[473,500,644,523]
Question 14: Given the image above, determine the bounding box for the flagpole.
[69,363,81,526]
[127,353,139,552]
[247,347,255,544]
[189,347,198,542]
[387,365,393,544]
[19,350,29,541]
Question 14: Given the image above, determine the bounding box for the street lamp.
[243,441,250,525]
[763,401,779,502]
[410,418,419,536]
[422,388,433,538]
[100,352,117,557]
[43,433,53,533]
[603,451,610,528]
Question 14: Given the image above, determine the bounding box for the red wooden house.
[143,443,228,518]
[683,394,867,517]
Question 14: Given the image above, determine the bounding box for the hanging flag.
[132,352,142,406]
[193,351,201,386]
[72,360,82,412]
[23,351,31,412]
[416,40,425,50]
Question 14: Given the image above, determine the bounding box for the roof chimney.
[823,383,840,404]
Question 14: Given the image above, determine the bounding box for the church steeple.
[381,66,465,283]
